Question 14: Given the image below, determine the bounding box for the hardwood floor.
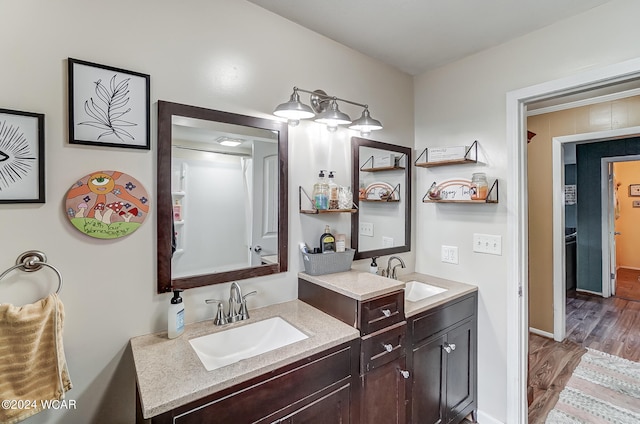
[615,267,640,302]
[528,290,640,423]
[527,333,585,424]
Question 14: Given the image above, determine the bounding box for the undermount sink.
[404,280,448,302]
[189,317,309,371]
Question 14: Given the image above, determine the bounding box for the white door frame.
[550,130,640,343]
[506,57,640,424]
[600,154,640,296]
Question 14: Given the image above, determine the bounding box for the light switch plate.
[382,236,394,247]
[473,233,502,255]
[360,222,374,237]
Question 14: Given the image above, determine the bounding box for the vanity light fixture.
[215,136,243,147]
[273,87,383,136]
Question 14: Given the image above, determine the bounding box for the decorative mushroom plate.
[65,170,150,239]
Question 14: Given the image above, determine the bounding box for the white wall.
[413,0,640,421]
[0,1,413,423]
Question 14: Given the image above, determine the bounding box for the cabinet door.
[276,385,350,424]
[411,334,446,424]
[360,357,408,424]
[445,319,476,424]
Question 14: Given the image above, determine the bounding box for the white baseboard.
[477,410,504,424]
[529,327,554,339]
[618,265,640,271]
[576,288,603,296]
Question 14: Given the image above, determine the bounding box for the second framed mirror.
[351,137,411,260]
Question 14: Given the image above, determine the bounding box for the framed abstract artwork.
[0,108,45,203]
[68,58,150,150]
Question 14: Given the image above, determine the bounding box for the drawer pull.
[381,309,392,317]
[443,342,456,353]
[382,343,393,353]
[399,370,410,379]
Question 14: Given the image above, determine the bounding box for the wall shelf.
[422,179,499,204]
[298,186,357,214]
[415,140,478,167]
[360,153,407,172]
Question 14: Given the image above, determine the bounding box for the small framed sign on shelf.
[629,184,640,197]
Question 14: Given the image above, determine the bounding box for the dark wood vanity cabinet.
[408,292,477,424]
[137,340,358,424]
[299,278,408,424]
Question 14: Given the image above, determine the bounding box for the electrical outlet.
[473,233,502,255]
[441,245,459,264]
[382,236,394,248]
[360,222,374,237]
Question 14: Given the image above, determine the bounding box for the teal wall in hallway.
[576,137,640,292]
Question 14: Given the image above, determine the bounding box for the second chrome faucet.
[205,282,257,326]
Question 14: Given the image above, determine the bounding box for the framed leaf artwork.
[0,108,45,203]
[68,58,150,150]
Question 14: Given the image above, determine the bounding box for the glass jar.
[470,172,488,200]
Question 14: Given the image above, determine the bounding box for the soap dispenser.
[370,256,379,274]
[312,170,329,210]
[168,289,185,339]
[327,171,339,209]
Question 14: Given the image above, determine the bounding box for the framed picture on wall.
[68,58,150,150]
[629,184,640,196]
[0,108,45,204]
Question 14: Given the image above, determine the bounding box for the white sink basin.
[189,317,309,371]
[404,281,448,302]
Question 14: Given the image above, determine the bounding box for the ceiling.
[247,0,613,76]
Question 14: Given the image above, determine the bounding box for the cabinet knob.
[399,370,410,379]
[382,343,393,353]
[443,342,456,353]
[381,309,392,317]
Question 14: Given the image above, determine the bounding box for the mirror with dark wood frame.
[157,101,288,293]
[351,137,411,260]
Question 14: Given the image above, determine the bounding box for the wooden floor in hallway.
[527,290,640,423]
[615,267,640,302]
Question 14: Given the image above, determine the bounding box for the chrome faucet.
[385,256,406,280]
[205,282,257,325]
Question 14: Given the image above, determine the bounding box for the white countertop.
[130,300,360,419]
[399,272,478,317]
[298,269,405,300]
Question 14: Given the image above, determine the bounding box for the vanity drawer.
[361,321,406,374]
[411,293,477,344]
[360,291,404,335]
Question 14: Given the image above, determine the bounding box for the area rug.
[545,348,640,423]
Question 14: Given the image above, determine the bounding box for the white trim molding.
[506,56,640,424]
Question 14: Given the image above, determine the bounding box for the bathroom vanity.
[299,270,478,424]
[131,301,360,423]
[131,271,477,423]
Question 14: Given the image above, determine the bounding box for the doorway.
[609,159,640,302]
[550,134,640,342]
[506,57,640,423]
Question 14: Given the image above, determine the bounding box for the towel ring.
[0,250,63,295]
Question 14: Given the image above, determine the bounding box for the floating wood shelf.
[422,179,499,204]
[423,198,498,204]
[299,208,358,214]
[414,140,478,168]
[360,198,400,203]
[415,158,476,168]
[298,186,357,214]
[360,153,407,172]
[361,165,406,172]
